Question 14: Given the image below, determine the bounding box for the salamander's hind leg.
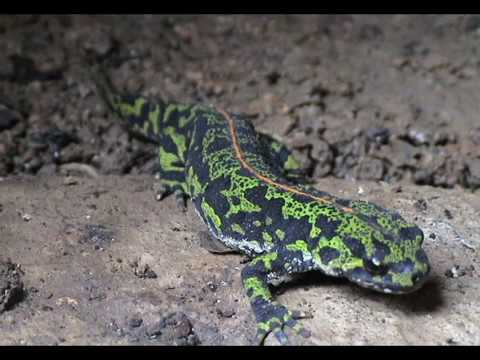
[258,133,307,183]
[154,179,189,211]
[154,158,189,211]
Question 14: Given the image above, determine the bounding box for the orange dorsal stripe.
[218,108,353,213]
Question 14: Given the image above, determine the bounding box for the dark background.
[0,14,479,190]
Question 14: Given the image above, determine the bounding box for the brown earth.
[0,175,479,345]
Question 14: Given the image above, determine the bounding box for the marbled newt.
[90,66,430,345]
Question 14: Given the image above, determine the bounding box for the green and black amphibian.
[90,67,430,345]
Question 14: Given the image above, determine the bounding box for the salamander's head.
[316,200,430,294]
[342,228,430,295]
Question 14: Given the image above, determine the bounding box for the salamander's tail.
[87,62,164,144]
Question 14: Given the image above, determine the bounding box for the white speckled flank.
[220,234,272,255]
[312,257,342,277]
[193,204,272,255]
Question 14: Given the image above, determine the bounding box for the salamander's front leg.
[241,252,311,345]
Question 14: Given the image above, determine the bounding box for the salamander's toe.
[254,305,312,345]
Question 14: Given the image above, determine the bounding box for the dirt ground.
[1,176,479,345]
[0,15,479,345]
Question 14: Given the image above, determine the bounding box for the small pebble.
[63,176,78,186]
[128,317,143,329]
[406,128,431,146]
[22,213,32,222]
[391,185,403,193]
[444,209,453,219]
[216,307,235,318]
[0,106,20,131]
[445,265,465,278]
[414,199,428,212]
[366,127,390,145]
[446,337,458,345]
[207,281,217,292]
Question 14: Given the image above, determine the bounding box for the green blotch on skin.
[310,226,322,238]
[286,240,309,253]
[337,216,376,257]
[351,201,379,217]
[265,216,273,226]
[257,317,282,332]
[231,223,245,235]
[275,229,285,241]
[252,252,278,271]
[384,237,423,267]
[342,258,364,270]
[351,200,412,238]
[201,199,222,233]
[270,140,283,153]
[206,148,239,180]
[244,277,271,301]
[391,271,414,288]
[119,97,146,117]
[202,129,239,180]
[284,154,301,170]
[315,236,362,271]
[312,247,323,266]
[148,104,160,134]
[204,112,225,126]
[159,146,184,172]
[384,243,403,263]
[162,104,177,124]
[164,126,187,162]
[262,232,273,245]
[142,119,150,135]
[265,185,327,240]
[257,322,271,332]
[202,129,222,157]
[253,220,262,227]
[179,105,205,128]
[170,104,190,119]
[221,171,262,217]
[186,166,203,198]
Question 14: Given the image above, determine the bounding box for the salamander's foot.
[254,302,311,345]
[174,190,189,211]
[154,183,173,202]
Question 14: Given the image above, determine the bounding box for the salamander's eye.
[364,259,388,276]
